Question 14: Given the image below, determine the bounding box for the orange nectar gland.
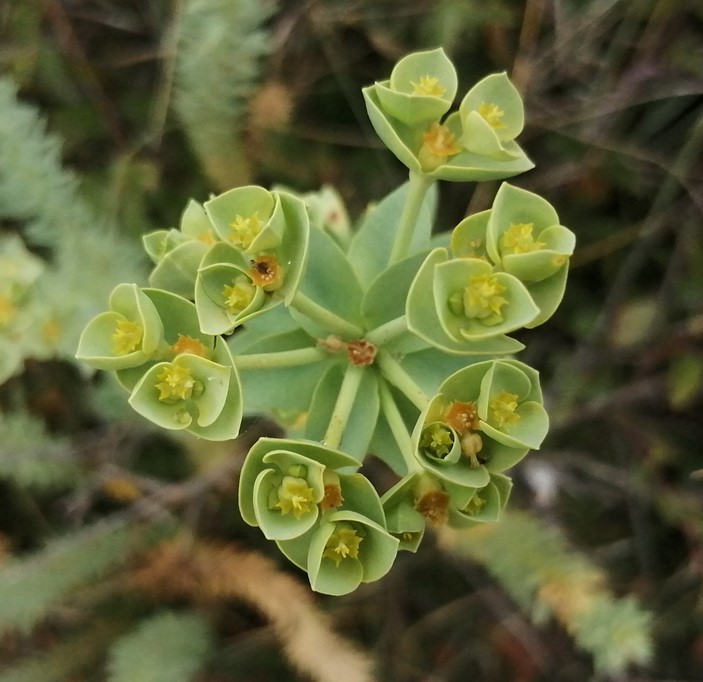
[112,318,143,355]
[502,222,545,254]
[273,476,316,518]
[155,363,197,402]
[444,401,479,435]
[489,390,521,428]
[415,489,450,527]
[322,525,363,567]
[249,255,283,291]
[229,213,264,250]
[478,102,507,130]
[463,274,508,321]
[171,334,210,358]
[410,75,446,98]
[222,278,256,314]
[419,123,462,172]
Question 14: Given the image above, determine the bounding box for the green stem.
[290,291,364,339]
[233,346,326,371]
[376,349,430,411]
[365,315,408,347]
[323,364,365,449]
[389,170,434,264]
[378,380,422,474]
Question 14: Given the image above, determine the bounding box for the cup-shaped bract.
[380,473,429,552]
[412,394,492,489]
[128,338,242,440]
[205,185,284,253]
[440,359,549,452]
[195,242,269,335]
[375,48,457,126]
[446,473,513,528]
[304,510,399,596]
[434,257,540,341]
[459,73,525,158]
[76,283,164,371]
[238,437,361,541]
[486,184,575,278]
[144,200,218,300]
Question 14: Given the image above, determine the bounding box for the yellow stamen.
[410,75,446,97]
[420,423,454,459]
[155,364,195,401]
[229,213,264,250]
[274,476,316,518]
[112,319,143,355]
[463,274,508,320]
[323,526,363,566]
[222,278,256,314]
[490,390,521,428]
[502,222,545,254]
[418,123,463,172]
[478,102,507,129]
[197,229,217,245]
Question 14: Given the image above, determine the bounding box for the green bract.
[452,183,576,326]
[76,283,164,371]
[375,48,458,126]
[363,50,533,181]
[74,48,574,596]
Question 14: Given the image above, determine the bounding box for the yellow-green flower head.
[375,48,458,126]
[76,283,164,371]
[363,50,534,182]
[238,437,361,542]
[127,339,243,441]
[459,73,525,159]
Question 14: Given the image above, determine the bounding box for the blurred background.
[0,1,702,680]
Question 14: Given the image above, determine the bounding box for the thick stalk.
[378,380,422,475]
[376,350,430,411]
[290,291,364,339]
[389,170,433,264]
[365,315,408,347]
[233,346,327,371]
[323,364,365,449]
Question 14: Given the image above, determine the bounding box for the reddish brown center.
[346,339,377,367]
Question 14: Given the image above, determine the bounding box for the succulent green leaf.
[447,479,502,528]
[304,364,379,459]
[180,198,215,240]
[307,521,365,596]
[149,240,210,299]
[348,181,437,288]
[523,264,569,328]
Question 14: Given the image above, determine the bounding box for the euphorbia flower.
[76,283,163,371]
[363,51,533,182]
[238,437,361,541]
[452,183,576,326]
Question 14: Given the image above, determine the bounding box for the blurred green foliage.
[0,0,702,679]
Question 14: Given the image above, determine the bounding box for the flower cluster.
[76,49,575,595]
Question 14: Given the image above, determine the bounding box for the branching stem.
[290,291,364,339]
[378,381,422,475]
[376,350,430,411]
[233,346,327,371]
[323,364,365,449]
[389,170,434,264]
[365,315,408,347]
